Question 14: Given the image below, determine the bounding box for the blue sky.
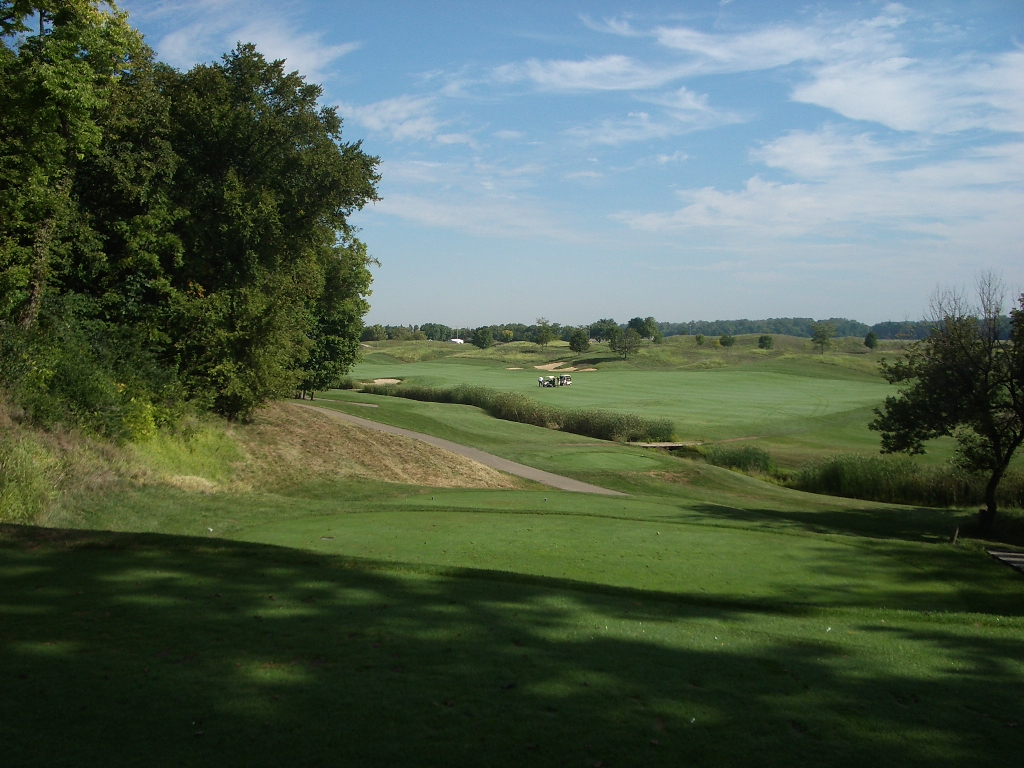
[122,1,1024,325]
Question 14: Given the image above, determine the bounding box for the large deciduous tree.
[1,6,380,431]
[870,277,1024,532]
[162,43,379,418]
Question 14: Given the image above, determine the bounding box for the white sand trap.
[534,362,573,371]
[506,367,523,370]
[372,378,401,385]
[575,368,598,372]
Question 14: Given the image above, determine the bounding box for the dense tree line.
[0,2,378,434]
[394,317,958,344]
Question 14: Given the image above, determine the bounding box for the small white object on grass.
[207,528,213,532]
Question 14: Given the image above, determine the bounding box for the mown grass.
[350,337,908,466]
[4,468,1023,767]
[361,381,675,442]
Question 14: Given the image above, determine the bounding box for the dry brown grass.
[234,402,521,490]
[1,397,519,525]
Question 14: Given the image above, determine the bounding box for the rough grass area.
[0,400,519,525]
[789,453,1024,510]
[236,403,519,491]
[361,382,675,442]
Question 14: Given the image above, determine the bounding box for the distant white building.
[449,338,465,344]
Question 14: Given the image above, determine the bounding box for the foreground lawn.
[2,524,1021,768]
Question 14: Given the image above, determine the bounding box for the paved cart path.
[293,403,627,496]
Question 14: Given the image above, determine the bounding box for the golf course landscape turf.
[3,338,1023,766]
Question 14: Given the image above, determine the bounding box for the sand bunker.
[372,378,401,385]
[506,367,523,370]
[533,362,596,372]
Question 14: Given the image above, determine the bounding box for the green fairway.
[349,337,958,465]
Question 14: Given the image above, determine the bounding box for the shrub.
[695,334,705,346]
[788,453,1024,509]
[758,335,774,350]
[360,382,674,442]
[864,331,878,349]
[704,444,774,473]
[719,334,736,347]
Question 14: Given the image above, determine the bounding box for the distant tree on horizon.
[811,322,835,354]
[864,331,878,349]
[610,327,642,358]
[758,335,774,350]
[569,327,590,353]
[472,327,495,348]
[589,318,619,342]
[534,318,554,346]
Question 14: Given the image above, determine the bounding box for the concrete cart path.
[293,403,627,497]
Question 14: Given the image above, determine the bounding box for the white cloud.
[653,24,827,73]
[342,95,444,141]
[567,88,738,146]
[793,50,1024,134]
[654,151,688,164]
[142,1,358,81]
[372,193,591,242]
[567,112,679,145]
[494,55,682,91]
[493,129,524,140]
[579,14,642,38]
[616,137,1024,254]
[753,127,899,178]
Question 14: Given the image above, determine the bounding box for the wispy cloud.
[649,5,1024,135]
[752,126,900,178]
[567,86,739,145]
[139,0,358,81]
[372,193,591,243]
[494,54,683,92]
[342,95,445,142]
[579,14,642,38]
[616,133,1024,257]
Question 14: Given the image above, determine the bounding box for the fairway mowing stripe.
[293,403,627,496]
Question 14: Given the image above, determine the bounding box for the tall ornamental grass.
[360,383,675,442]
[789,453,1024,509]
[703,445,775,474]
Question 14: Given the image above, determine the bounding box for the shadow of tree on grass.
[2,525,1021,767]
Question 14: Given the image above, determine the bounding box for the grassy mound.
[0,400,519,525]
[361,382,675,442]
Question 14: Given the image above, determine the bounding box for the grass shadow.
[2,525,1022,767]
